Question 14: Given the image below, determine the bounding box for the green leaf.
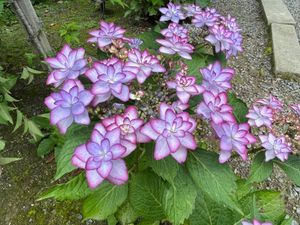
[280,217,294,225]
[27,119,44,141]
[82,182,128,220]
[248,151,273,183]
[228,92,248,123]
[184,54,206,81]
[54,124,92,180]
[275,155,300,186]
[26,67,44,74]
[195,0,210,7]
[107,215,118,225]
[37,173,92,201]
[241,190,285,223]
[137,30,161,50]
[0,156,22,165]
[21,67,30,80]
[190,191,240,225]
[116,202,139,225]
[0,102,13,124]
[146,143,179,183]
[164,168,197,225]
[0,139,5,151]
[187,149,242,214]
[37,138,55,157]
[129,170,166,220]
[13,110,23,132]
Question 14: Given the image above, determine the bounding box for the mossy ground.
[0,1,150,224]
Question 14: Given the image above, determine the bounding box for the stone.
[261,0,296,25]
[271,23,300,80]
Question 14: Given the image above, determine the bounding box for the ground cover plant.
[37,2,300,225]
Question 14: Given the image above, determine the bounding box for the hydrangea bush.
[38,2,300,225]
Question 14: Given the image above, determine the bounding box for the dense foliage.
[37,2,300,225]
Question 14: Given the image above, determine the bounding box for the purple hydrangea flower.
[290,103,300,116]
[161,23,188,40]
[85,58,138,105]
[102,106,150,156]
[212,122,256,163]
[197,92,235,124]
[167,73,203,104]
[226,32,243,58]
[246,105,273,128]
[127,38,143,49]
[159,2,186,23]
[44,80,94,134]
[242,220,272,225]
[141,103,197,163]
[256,94,284,111]
[259,133,292,162]
[221,15,241,33]
[156,36,194,60]
[87,21,126,48]
[205,25,233,53]
[72,123,129,188]
[45,45,87,87]
[171,100,189,113]
[192,9,219,28]
[200,61,235,95]
[183,4,202,17]
[127,49,166,84]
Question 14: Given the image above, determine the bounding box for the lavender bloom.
[259,133,292,162]
[183,4,202,17]
[127,38,143,49]
[156,36,194,60]
[171,100,189,113]
[197,92,236,124]
[45,45,87,87]
[246,106,273,128]
[192,9,219,28]
[226,32,243,58]
[85,58,138,105]
[200,61,235,95]
[242,220,272,225]
[212,122,256,163]
[161,23,188,40]
[221,15,241,33]
[256,94,284,111]
[127,49,166,84]
[205,25,233,53]
[87,21,126,48]
[72,124,129,188]
[159,2,185,23]
[44,80,94,134]
[141,103,197,163]
[167,73,203,104]
[102,106,150,156]
[290,103,300,116]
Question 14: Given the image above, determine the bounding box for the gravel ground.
[283,0,300,40]
[211,0,300,222]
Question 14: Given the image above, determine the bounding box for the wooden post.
[9,0,53,58]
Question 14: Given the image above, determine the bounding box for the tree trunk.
[10,0,53,58]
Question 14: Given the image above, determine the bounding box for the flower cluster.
[196,61,256,163]
[246,94,293,162]
[158,3,243,59]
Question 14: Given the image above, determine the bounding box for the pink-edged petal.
[97,161,113,178]
[73,144,91,162]
[178,133,197,149]
[154,135,170,160]
[86,158,101,170]
[167,135,180,153]
[74,110,90,125]
[111,144,126,159]
[50,107,71,125]
[124,106,138,120]
[120,139,136,157]
[150,119,166,134]
[140,122,160,140]
[71,155,86,168]
[107,159,128,185]
[219,150,232,163]
[56,116,73,134]
[105,128,121,145]
[136,129,152,143]
[86,169,104,189]
[78,90,94,106]
[112,85,130,102]
[171,146,188,163]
